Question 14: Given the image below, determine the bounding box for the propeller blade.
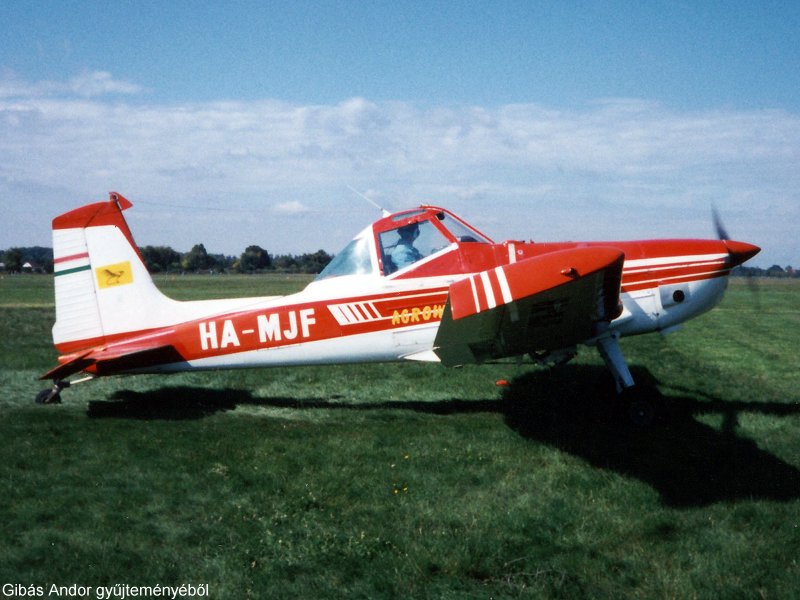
[712,205,730,240]
[711,206,760,265]
[711,206,762,308]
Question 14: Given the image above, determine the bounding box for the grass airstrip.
[1,274,799,599]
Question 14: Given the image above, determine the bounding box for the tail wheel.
[35,389,62,404]
[35,380,70,404]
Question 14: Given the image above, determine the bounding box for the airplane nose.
[725,240,760,267]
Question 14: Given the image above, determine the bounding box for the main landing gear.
[594,329,656,427]
[621,387,657,427]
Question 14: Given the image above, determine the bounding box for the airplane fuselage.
[53,238,746,376]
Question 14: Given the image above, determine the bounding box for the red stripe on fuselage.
[621,267,730,293]
[621,259,731,292]
[54,252,91,264]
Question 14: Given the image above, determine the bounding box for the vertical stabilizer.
[52,192,178,352]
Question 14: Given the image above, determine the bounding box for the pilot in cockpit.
[391,223,423,269]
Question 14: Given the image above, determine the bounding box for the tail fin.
[52,192,179,353]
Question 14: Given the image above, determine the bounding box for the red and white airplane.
[39,192,759,418]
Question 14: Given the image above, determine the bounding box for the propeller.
[712,205,760,267]
[712,205,730,241]
[712,205,761,306]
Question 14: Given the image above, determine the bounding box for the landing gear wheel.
[627,398,655,427]
[35,380,69,404]
[618,386,656,427]
[35,389,62,404]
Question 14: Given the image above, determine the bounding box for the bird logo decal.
[95,261,134,288]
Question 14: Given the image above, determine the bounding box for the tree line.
[733,265,798,278]
[1,246,796,278]
[0,245,333,275]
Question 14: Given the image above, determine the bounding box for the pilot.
[391,223,423,269]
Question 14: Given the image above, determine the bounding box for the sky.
[1,1,799,267]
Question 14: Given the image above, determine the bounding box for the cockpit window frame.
[390,209,428,222]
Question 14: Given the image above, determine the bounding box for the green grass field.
[1,274,799,599]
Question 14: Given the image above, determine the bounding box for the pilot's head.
[398,223,420,241]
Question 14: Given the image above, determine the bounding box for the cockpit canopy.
[315,206,493,281]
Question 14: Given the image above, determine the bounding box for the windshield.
[315,235,374,280]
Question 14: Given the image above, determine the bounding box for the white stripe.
[469,276,481,313]
[480,271,497,309]
[349,303,366,322]
[338,304,359,324]
[508,243,517,264]
[626,268,730,288]
[495,267,513,304]
[378,291,449,303]
[624,253,728,270]
[328,305,351,326]
[355,303,368,320]
[624,258,726,276]
[365,302,381,319]
[355,303,375,320]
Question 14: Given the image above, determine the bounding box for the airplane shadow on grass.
[87,364,800,508]
[502,366,800,508]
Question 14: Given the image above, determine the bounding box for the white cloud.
[273,201,310,215]
[0,73,797,265]
[67,71,143,97]
[0,70,142,99]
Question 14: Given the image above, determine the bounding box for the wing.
[433,247,624,366]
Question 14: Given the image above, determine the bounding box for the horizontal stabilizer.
[434,247,624,366]
[90,344,187,376]
[40,351,95,381]
[40,344,186,380]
